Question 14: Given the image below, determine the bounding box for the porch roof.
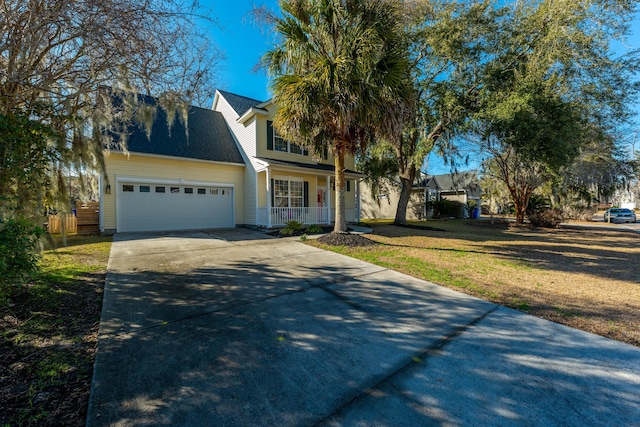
[255,157,364,178]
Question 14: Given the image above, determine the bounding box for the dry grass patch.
[309,220,640,347]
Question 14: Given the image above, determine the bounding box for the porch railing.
[257,207,357,227]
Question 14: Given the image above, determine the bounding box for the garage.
[117,181,234,232]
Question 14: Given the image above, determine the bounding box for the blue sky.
[205,1,640,174]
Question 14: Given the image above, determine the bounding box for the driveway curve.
[87,229,640,426]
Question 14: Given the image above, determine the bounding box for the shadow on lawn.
[370,223,640,284]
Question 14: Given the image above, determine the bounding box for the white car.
[604,208,637,223]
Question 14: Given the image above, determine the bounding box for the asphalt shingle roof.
[256,157,362,176]
[117,100,245,165]
[218,90,266,117]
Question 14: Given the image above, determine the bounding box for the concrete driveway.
[86,229,640,426]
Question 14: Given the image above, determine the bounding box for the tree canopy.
[0,0,223,219]
[264,0,412,232]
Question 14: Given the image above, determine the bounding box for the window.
[198,188,206,195]
[122,184,134,192]
[170,187,180,193]
[155,186,165,193]
[274,130,305,155]
[184,187,193,194]
[139,185,150,193]
[274,132,288,152]
[210,189,219,195]
[274,179,303,208]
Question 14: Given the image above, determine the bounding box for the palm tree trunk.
[333,153,348,233]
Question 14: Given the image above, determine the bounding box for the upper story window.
[268,120,307,156]
[274,130,304,154]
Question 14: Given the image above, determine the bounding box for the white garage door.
[117,182,234,232]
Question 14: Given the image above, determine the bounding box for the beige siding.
[257,172,267,207]
[102,153,245,231]
[360,181,424,220]
[255,112,356,170]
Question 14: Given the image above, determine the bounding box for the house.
[420,171,482,205]
[99,90,362,234]
[360,177,425,220]
[359,171,481,220]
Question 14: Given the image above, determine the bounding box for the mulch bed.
[316,232,378,247]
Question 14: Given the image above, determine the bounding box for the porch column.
[266,169,271,228]
[326,174,332,223]
[356,179,361,223]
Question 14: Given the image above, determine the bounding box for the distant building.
[360,171,482,220]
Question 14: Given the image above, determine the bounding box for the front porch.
[253,157,363,228]
[257,207,359,227]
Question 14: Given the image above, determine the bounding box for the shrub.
[306,224,324,234]
[0,218,45,287]
[526,194,551,214]
[280,220,304,236]
[527,208,564,228]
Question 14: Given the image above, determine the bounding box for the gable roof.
[419,171,480,193]
[434,171,480,192]
[115,100,245,165]
[217,90,266,117]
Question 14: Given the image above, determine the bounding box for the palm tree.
[265,0,411,233]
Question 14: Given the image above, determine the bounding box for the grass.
[309,219,640,347]
[0,234,112,427]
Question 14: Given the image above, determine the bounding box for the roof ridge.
[217,89,264,104]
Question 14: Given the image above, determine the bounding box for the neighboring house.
[360,178,425,220]
[360,171,481,220]
[420,171,482,205]
[99,90,362,234]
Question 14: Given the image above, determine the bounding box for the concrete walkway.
[86,229,640,426]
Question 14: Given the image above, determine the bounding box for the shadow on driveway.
[87,230,640,426]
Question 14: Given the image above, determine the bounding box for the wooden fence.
[48,201,100,235]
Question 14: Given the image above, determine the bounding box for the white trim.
[237,107,269,124]
[106,150,245,168]
[261,164,363,179]
[115,175,235,188]
[274,174,303,182]
[99,174,105,233]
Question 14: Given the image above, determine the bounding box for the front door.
[317,189,326,207]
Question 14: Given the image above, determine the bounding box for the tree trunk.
[394,163,417,226]
[333,153,348,233]
[514,201,526,224]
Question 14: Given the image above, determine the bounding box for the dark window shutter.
[323,147,328,160]
[346,181,351,192]
[303,148,309,156]
[270,179,275,207]
[267,121,274,150]
[304,181,309,207]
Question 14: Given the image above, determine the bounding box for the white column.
[326,174,332,224]
[356,179,361,223]
[266,169,271,228]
